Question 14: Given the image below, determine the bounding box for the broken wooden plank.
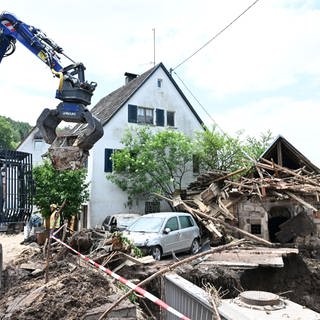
[85,294,137,320]
[212,167,247,182]
[200,182,221,204]
[199,260,259,269]
[229,247,299,255]
[286,191,318,212]
[260,158,320,187]
[193,196,211,213]
[217,198,235,220]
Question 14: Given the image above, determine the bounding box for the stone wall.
[236,196,319,242]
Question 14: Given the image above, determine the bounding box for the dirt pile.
[0,245,144,320]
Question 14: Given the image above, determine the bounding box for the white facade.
[17,128,50,167]
[18,63,204,228]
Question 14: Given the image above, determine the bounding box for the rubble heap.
[170,158,320,245]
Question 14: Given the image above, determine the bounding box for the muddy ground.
[1,234,320,319]
[0,246,147,319]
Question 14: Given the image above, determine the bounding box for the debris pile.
[1,158,320,318]
[1,225,320,319]
[169,158,320,245]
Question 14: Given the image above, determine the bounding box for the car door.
[178,215,197,250]
[161,216,182,255]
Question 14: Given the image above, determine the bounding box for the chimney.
[124,72,138,84]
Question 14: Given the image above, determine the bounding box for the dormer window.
[157,78,163,88]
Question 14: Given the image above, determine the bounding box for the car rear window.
[179,216,194,229]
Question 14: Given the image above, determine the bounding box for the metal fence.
[164,273,214,320]
[0,150,33,225]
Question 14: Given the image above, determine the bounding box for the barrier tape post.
[51,234,191,320]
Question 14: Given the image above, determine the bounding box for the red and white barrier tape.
[51,234,191,320]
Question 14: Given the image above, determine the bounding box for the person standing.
[49,203,60,230]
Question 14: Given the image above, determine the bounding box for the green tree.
[107,127,195,207]
[195,126,273,172]
[33,160,89,220]
[243,129,273,161]
[195,126,245,172]
[0,116,32,149]
[0,117,16,149]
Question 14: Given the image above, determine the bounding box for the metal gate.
[0,150,33,226]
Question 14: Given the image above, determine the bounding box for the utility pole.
[152,28,155,66]
[0,242,2,290]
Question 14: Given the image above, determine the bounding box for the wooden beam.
[261,158,319,186]
[285,191,318,212]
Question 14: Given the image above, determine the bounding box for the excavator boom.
[0,12,103,169]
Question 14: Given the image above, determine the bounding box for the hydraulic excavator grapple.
[0,12,103,169]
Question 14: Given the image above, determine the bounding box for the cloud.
[1,0,320,166]
[213,96,320,165]
[181,1,320,98]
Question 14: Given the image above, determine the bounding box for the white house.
[18,63,204,228]
[17,128,49,167]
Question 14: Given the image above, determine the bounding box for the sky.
[1,0,320,165]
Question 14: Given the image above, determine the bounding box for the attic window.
[157,78,163,88]
[137,107,153,125]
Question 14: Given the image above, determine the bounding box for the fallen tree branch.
[98,238,246,320]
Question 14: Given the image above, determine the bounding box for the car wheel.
[151,246,162,261]
[190,238,200,254]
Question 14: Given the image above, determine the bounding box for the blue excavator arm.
[0,12,64,70]
[0,12,103,165]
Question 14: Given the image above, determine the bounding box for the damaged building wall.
[235,196,319,243]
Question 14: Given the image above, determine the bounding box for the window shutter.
[156,109,164,126]
[128,104,137,123]
[104,148,113,172]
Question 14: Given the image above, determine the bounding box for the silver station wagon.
[124,212,200,260]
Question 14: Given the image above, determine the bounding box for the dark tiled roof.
[91,63,159,126]
[71,62,203,135]
[87,62,203,127]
